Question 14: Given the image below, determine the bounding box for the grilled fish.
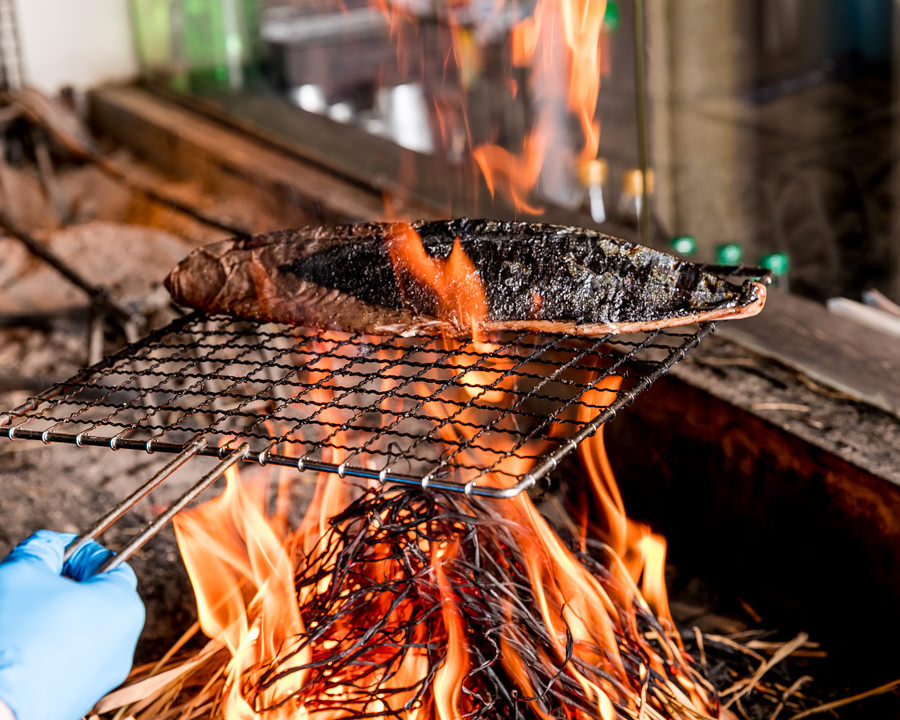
[165,219,766,336]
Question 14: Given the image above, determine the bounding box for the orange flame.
[174,401,715,718]
[512,0,608,208]
[480,0,607,212]
[386,223,489,339]
[173,466,307,717]
[165,2,718,715]
[432,543,468,720]
[558,0,607,166]
[578,377,679,630]
[472,131,547,215]
[384,222,518,405]
[369,0,610,214]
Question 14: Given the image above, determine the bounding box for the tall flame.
[373,0,611,214]
[166,6,712,715]
[172,356,716,718]
[431,543,468,720]
[174,467,307,717]
[578,379,681,632]
[384,222,511,404]
[477,0,607,211]
[386,222,488,339]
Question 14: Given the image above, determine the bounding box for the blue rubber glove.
[0,530,145,720]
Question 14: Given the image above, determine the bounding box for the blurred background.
[2,0,899,307]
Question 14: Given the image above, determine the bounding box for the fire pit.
[4,269,871,718]
[0,301,728,716]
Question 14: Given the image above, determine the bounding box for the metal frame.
[1,312,715,499]
[1,312,716,567]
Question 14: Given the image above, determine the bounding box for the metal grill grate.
[1,312,714,498]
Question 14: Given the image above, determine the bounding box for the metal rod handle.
[96,443,248,574]
[64,440,208,562]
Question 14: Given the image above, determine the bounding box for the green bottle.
[181,0,261,93]
[669,235,696,256]
[604,1,621,32]
[714,242,743,266]
[759,252,790,277]
[131,0,174,80]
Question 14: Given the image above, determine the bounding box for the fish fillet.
[164,219,766,336]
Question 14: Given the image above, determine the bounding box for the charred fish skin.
[284,230,402,310]
[280,219,754,325]
[165,219,765,334]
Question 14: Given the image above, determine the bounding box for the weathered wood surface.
[92,85,625,233]
[719,288,900,418]
[674,333,900,486]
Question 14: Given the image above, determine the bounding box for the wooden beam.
[89,84,624,230]
[88,85,395,224]
[720,288,900,418]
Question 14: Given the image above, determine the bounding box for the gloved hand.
[0,530,145,720]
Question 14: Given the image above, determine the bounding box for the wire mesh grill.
[1,312,713,497]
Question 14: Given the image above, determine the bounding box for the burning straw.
[95,466,722,720]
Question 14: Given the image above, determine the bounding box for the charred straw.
[235,487,715,719]
[92,479,827,720]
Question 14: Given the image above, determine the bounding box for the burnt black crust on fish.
[280,219,752,325]
[285,235,402,310]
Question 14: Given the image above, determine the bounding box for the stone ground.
[0,137,316,662]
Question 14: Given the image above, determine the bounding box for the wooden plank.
[202,89,482,219]
[127,84,627,232]
[719,288,900,418]
[673,332,900,486]
[88,85,393,224]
